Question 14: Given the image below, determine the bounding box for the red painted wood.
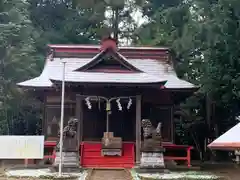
[25,141,192,168]
[81,142,135,168]
[44,141,57,147]
[100,37,117,51]
[162,143,193,167]
[53,48,99,53]
[48,45,168,54]
[49,44,169,60]
[163,143,193,149]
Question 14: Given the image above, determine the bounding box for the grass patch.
[132,170,225,180]
[2,175,79,180]
[140,178,225,180]
[3,177,78,180]
[3,168,84,180]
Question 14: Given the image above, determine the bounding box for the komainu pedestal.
[54,152,79,167]
[53,118,80,172]
[140,150,165,168]
[140,119,165,170]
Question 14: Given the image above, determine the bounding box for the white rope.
[85,97,92,109]
[127,98,132,110]
[116,98,122,111]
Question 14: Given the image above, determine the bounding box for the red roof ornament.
[47,49,54,61]
[160,85,165,89]
[100,36,118,51]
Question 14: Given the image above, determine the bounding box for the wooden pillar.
[170,106,174,143]
[135,95,141,166]
[43,92,47,138]
[76,95,83,149]
[206,93,211,130]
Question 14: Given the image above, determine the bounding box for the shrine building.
[17,37,196,168]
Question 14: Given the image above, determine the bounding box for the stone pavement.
[87,169,133,180]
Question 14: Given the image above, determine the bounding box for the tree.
[198,0,240,131]
[28,0,107,53]
[0,0,41,134]
[135,0,240,160]
[72,0,139,44]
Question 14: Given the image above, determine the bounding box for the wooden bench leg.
[187,147,191,167]
[24,159,35,166]
[24,159,28,167]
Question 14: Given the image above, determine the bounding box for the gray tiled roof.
[17,62,53,87]
[126,59,195,89]
[50,71,166,84]
[17,76,53,87]
[17,57,195,88]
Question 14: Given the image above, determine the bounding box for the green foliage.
[134,0,240,160]
[0,0,42,135]
[2,0,240,157]
[0,0,142,135]
[28,0,107,50]
[136,0,240,130]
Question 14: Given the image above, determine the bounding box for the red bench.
[24,141,57,165]
[163,143,193,167]
[24,141,193,168]
[43,141,57,160]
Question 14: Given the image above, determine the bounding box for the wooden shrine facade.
[44,87,175,142]
[18,37,196,167]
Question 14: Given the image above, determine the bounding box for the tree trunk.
[112,7,119,43]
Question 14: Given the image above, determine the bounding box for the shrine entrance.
[78,95,138,168]
[82,98,136,142]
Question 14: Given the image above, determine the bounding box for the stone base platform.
[53,151,81,173]
[140,151,165,169]
[135,167,170,174]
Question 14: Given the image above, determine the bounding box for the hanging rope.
[116,98,122,111]
[85,97,92,109]
[127,98,132,110]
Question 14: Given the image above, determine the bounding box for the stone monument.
[140,119,165,170]
[53,117,80,172]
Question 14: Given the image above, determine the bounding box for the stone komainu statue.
[60,118,78,138]
[141,119,163,150]
[54,118,79,170]
[56,117,78,151]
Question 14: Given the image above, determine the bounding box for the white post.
[58,61,66,176]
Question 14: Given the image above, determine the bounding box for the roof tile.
[17,57,195,88]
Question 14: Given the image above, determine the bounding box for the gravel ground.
[0,166,82,180]
[1,166,240,180]
[210,168,240,180]
[0,167,42,179]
